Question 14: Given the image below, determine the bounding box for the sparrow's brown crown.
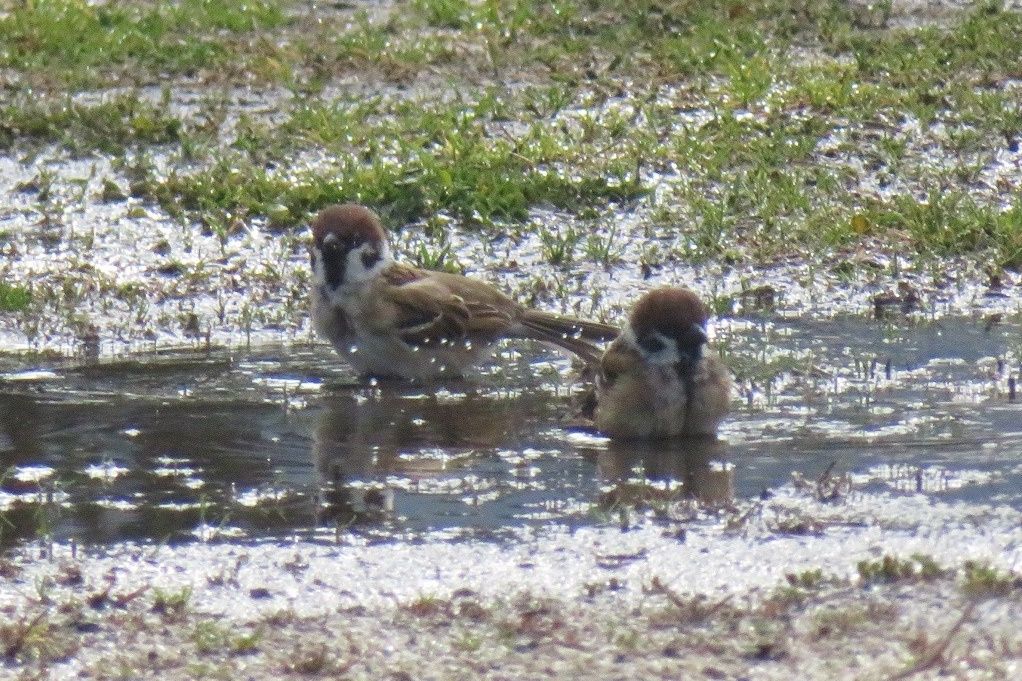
[311,204,388,248]
[629,287,709,338]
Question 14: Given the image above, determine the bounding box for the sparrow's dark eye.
[678,323,708,355]
[638,335,666,354]
[361,247,381,270]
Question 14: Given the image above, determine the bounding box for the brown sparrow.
[592,287,731,439]
[309,204,619,380]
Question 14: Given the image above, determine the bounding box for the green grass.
[190,620,262,656]
[137,91,647,229]
[0,610,75,665]
[858,554,947,585]
[0,283,32,313]
[152,586,193,618]
[961,560,1019,598]
[861,192,1022,268]
[0,0,289,85]
[1,0,1021,267]
[0,93,182,154]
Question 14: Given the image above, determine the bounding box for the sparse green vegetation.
[810,602,899,640]
[152,586,193,618]
[961,560,1019,598]
[786,568,827,590]
[0,609,77,665]
[857,554,948,585]
[0,0,1019,268]
[0,0,289,86]
[862,192,1022,268]
[0,283,32,313]
[190,620,262,656]
[0,93,183,154]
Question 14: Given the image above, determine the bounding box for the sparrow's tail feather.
[517,310,619,363]
[519,310,620,342]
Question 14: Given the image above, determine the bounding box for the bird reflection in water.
[310,383,549,528]
[588,437,735,511]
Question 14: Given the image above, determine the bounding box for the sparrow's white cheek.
[344,242,391,285]
[644,331,680,366]
[621,325,679,366]
[619,323,638,349]
[310,248,327,285]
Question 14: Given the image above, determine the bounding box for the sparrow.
[590,287,731,439]
[309,204,619,380]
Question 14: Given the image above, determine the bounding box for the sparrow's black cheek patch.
[638,335,665,354]
[360,248,381,270]
[677,328,707,363]
[578,389,598,419]
[322,247,346,289]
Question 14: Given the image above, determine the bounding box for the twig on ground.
[888,600,977,680]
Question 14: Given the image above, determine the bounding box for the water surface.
[1,315,1020,548]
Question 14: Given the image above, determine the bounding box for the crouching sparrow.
[592,287,731,439]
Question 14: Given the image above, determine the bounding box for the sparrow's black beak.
[690,323,708,346]
[675,323,708,373]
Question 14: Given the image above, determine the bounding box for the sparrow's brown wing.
[386,286,470,346]
[460,300,516,339]
[424,270,519,339]
[376,271,510,347]
[597,343,640,388]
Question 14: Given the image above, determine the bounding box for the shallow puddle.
[1,314,1020,549]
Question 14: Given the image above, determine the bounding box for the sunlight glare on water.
[0,315,1020,548]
